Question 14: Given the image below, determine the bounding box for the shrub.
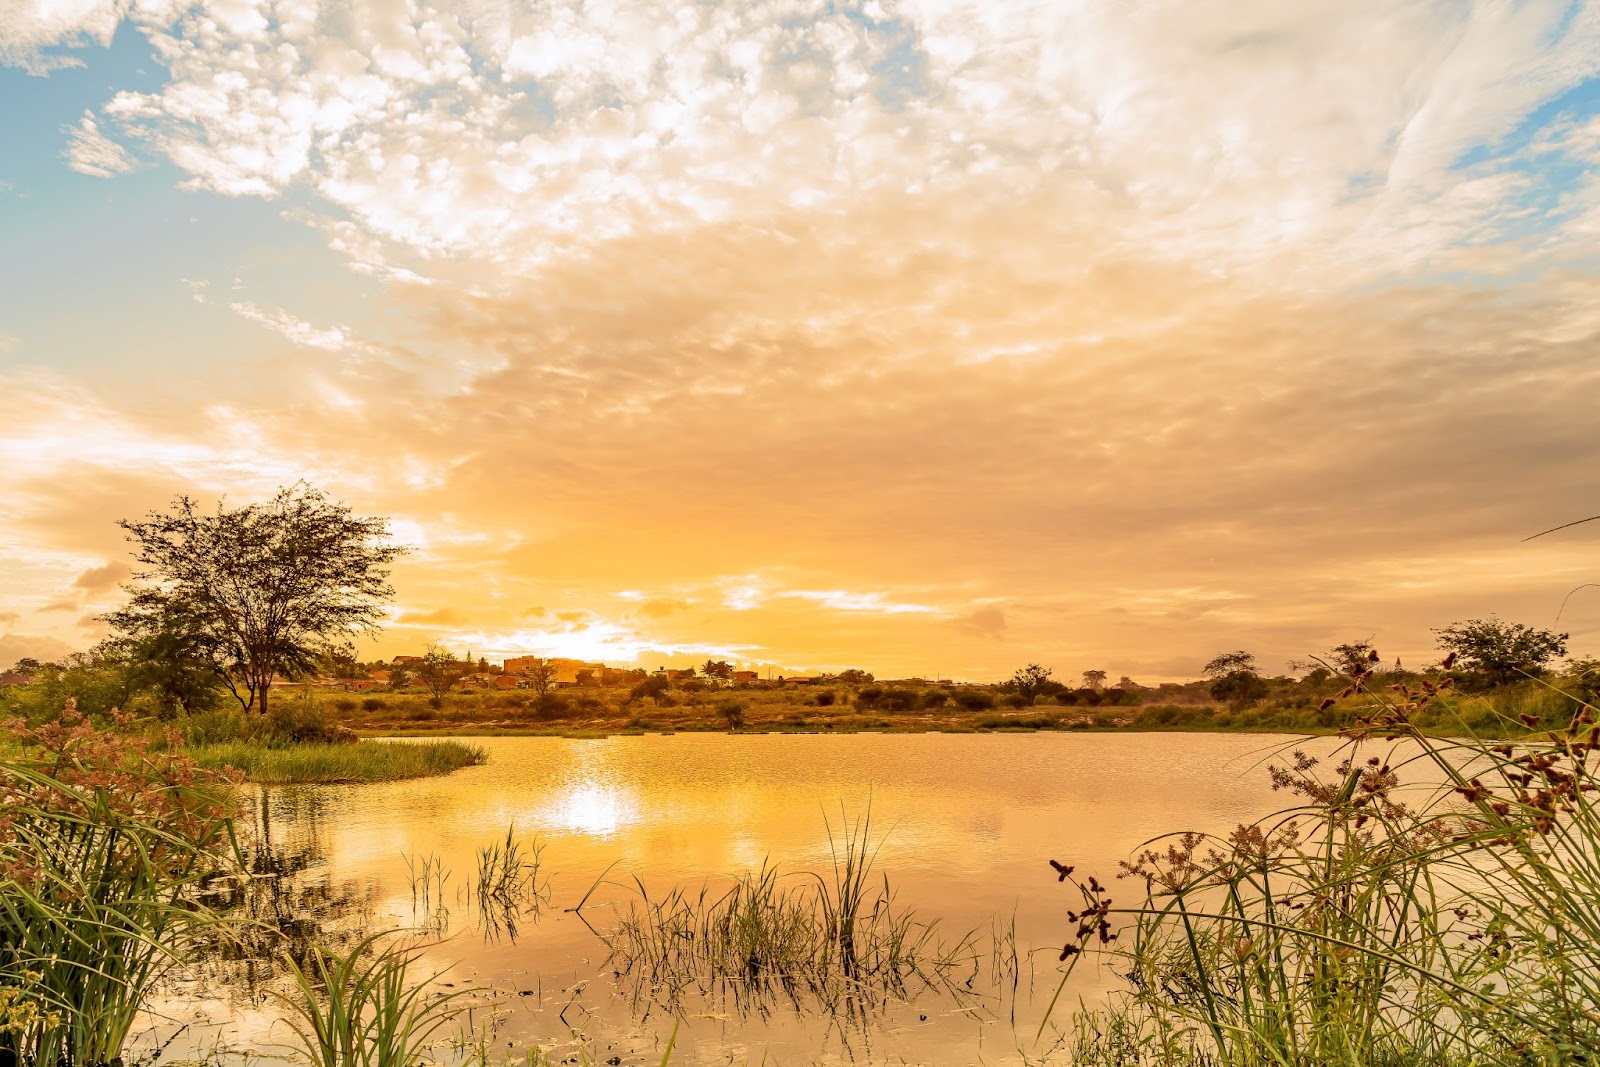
[953,690,995,712]
[717,702,746,730]
[921,690,949,709]
[360,696,387,712]
[534,694,570,719]
[856,686,885,709]
[874,688,919,713]
[815,690,837,707]
[331,697,358,713]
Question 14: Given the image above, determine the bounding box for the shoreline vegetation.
[6,664,1600,1064]
[186,738,486,784]
[307,673,1586,743]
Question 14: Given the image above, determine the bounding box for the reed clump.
[0,703,237,1067]
[1056,658,1600,1067]
[189,739,485,783]
[605,809,977,1013]
[277,931,477,1067]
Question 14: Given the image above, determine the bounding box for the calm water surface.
[166,732,1357,1065]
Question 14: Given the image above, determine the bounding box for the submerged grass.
[190,739,486,783]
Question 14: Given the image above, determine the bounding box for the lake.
[159,731,1358,1065]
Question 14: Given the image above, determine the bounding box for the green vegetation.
[278,932,476,1067]
[0,708,236,1066]
[606,807,978,1012]
[188,739,485,784]
[1056,664,1600,1066]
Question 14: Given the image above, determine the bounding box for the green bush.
[953,690,995,712]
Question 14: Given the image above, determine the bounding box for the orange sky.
[4,0,1600,680]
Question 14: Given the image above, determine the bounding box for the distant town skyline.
[4,1,1600,681]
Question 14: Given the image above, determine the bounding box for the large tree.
[105,485,403,716]
[1434,617,1568,686]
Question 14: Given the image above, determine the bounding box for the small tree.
[1327,641,1377,678]
[1081,669,1107,691]
[717,700,746,730]
[702,659,735,682]
[1434,617,1569,686]
[1202,650,1267,709]
[836,669,874,685]
[1008,664,1055,701]
[105,485,402,717]
[415,644,472,707]
[521,658,558,696]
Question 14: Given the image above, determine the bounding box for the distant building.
[392,655,420,664]
[733,670,760,683]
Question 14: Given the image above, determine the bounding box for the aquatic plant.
[0,704,237,1067]
[605,807,979,1014]
[277,932,476,1067]
[188,739,486,783]
[471,825,547,941]
[1053,657,1600,1066]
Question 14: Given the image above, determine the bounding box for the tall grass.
[606,807,978,1014]
[0,707,236,1067]
[1054,664,1600,1067]
[190,739,485,783]
[471,826,547,941]
[277,932,476,1067]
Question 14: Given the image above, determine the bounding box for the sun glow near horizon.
[3,1,1600,681]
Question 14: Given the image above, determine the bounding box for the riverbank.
[320,686,1568,739]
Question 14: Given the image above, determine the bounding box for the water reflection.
[191,788,375,1004]
[172,732,1348,1064]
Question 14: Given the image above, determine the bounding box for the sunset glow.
[5,1,1600,679]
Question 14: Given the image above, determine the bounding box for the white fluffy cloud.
[6,2,1600,676]
[49,0,1596,289]
[0,0,127,72]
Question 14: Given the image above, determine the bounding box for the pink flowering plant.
[0,700,239,1067]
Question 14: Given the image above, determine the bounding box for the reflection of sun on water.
[548,781,632,836]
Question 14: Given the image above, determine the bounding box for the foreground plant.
[0,702,237,1067]
[277,932,476,1067]
[1050,656,1600,1067]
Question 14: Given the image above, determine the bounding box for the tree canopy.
[1434,617,1568,685]
[104,485,404,715]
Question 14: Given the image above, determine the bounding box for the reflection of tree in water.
[190,786,377,1003]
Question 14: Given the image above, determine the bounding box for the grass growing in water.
[605,807,979,1014]
[191,739,486,783]
[1053,662,1600,1067]
[0,706,236,1067]
[278,931,477,1067]
[472,825,547,941]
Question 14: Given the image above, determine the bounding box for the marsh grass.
[0,709,236,1067]
[470,826,547,942]
[1054,662,1600,1067]
[604,808,980,1016]
[191,739,485,783]
[277,931,477,1067]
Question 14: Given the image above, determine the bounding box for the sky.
[3,0,1600,681]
